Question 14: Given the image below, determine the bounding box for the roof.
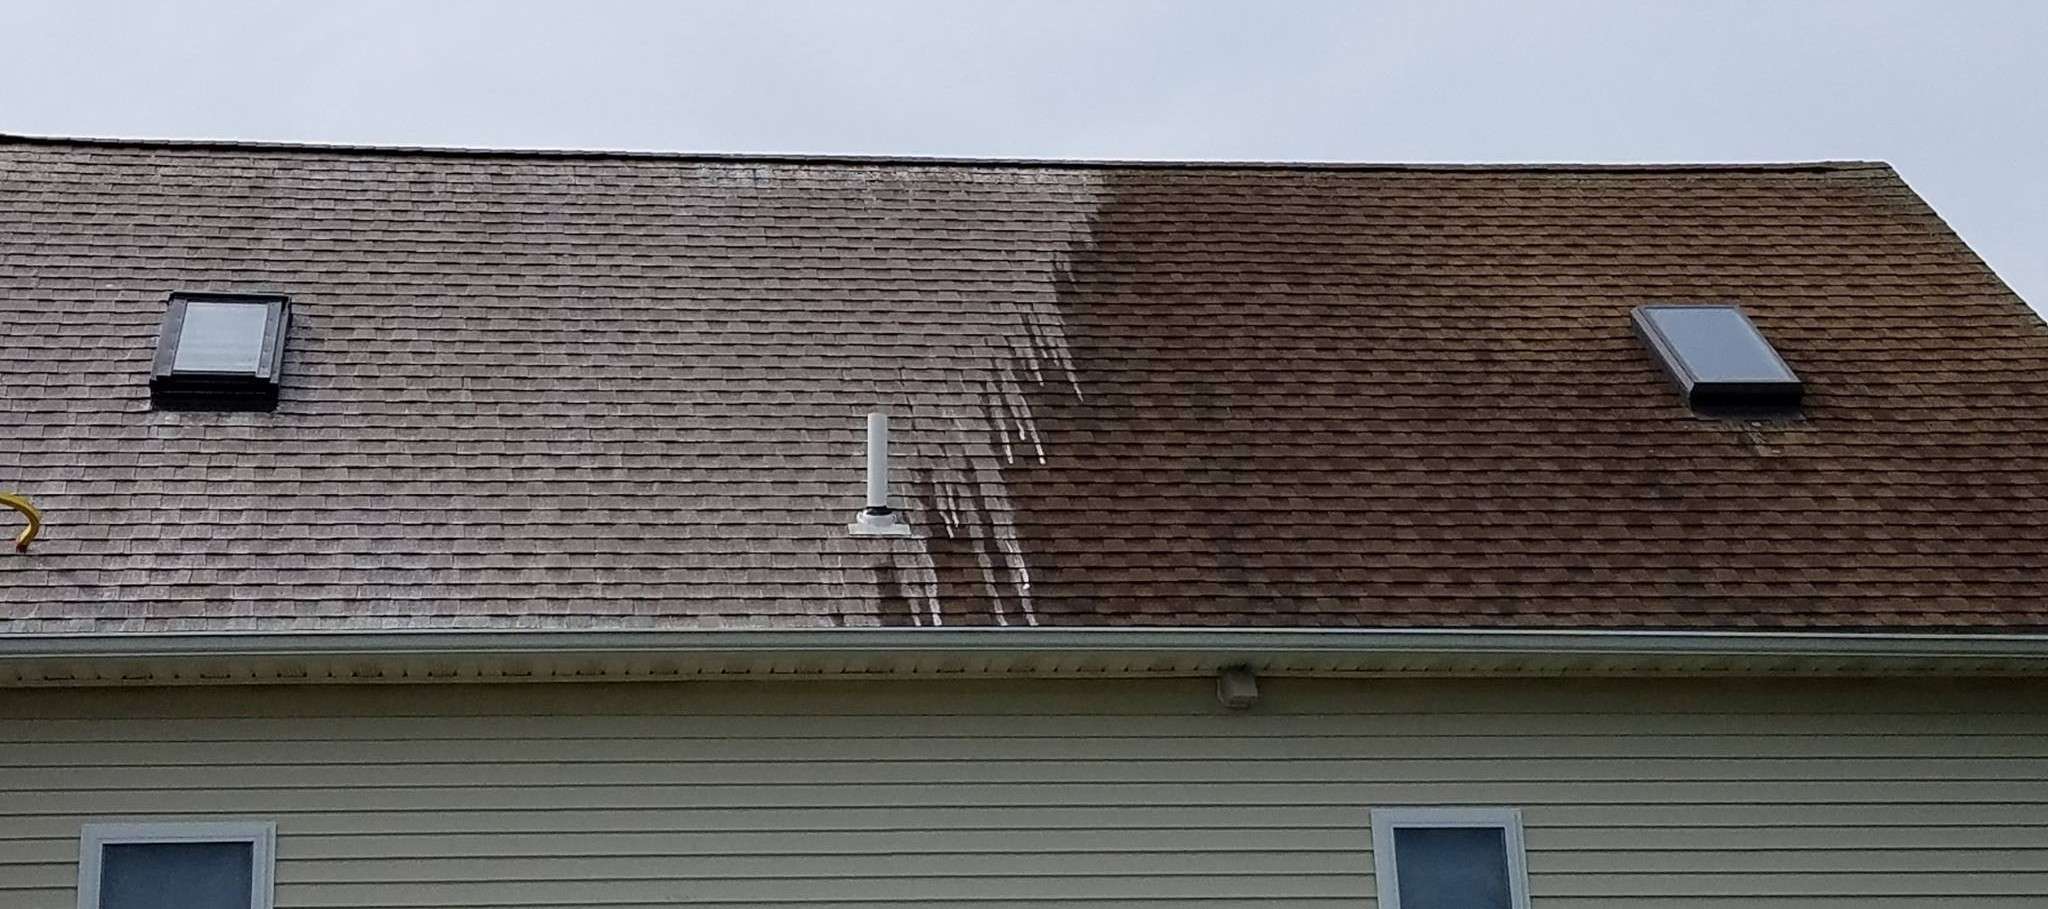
[3,135,2045,635]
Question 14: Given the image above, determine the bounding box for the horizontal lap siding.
[1,677,2045,907]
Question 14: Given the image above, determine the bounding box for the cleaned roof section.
[2,136,2045,633]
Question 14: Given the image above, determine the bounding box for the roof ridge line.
[0,132,1892,173]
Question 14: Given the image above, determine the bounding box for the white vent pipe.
[865,412,891,515]
[849,411,910,536]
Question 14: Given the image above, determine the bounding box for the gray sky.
[3,0,2043,314]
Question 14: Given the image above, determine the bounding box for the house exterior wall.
[2,675,2044,908]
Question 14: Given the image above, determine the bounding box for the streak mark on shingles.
[889,171,1100,626]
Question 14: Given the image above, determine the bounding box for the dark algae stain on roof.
[2,136,2045,633]
[1012,166,2048,629]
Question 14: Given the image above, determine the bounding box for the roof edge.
[0,132,1891,173]
[5,627,2046,687]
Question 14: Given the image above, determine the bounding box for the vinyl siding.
[2,676,2045,908]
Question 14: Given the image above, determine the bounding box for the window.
[78,822,275,909]
[1371,808,1531,909]
[149,292,292,411]
[1631,304,1803,409]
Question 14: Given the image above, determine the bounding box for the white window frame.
[1370,807,1531,909]
[77,821,276,909]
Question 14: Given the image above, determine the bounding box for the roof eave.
[4,627,2047,687]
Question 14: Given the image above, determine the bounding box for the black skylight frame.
[149,292,292,411]
[1631,303,1803,411]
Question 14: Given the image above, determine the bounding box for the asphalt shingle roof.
[3,136,2046,633]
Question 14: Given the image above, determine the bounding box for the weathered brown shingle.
[2,136,2044,632]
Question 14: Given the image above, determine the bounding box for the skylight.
[149,292,292,411]
[1631,304,1802,409]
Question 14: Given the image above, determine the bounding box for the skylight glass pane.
[173,301,270,373]
[1640,306,1795,383]
[100,841,253,909]
[1393,826,1512,909]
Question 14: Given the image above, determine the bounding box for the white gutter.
[8,626,2048,659]
[5,627,2048,686]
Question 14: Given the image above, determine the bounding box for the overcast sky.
[2,0,2042,314]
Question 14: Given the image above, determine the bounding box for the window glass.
[1392,826,1512,909]
[1640,306,1795,383]
[173,301,270,373]
[98,841,253,909]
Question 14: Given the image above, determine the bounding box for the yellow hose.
[0,493,40,552]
